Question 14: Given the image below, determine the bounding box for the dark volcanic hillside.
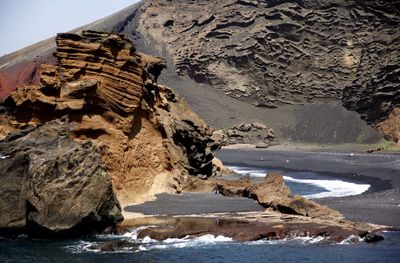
[138,0,399,106]
[1,0,399,144]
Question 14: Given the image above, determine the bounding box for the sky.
[0,0,139,56]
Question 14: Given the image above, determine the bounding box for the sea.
[1,165,399,262]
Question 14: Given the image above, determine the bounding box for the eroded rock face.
[138,0,400,107]
[0,31,220,204]
[342,65,400,143]
[0,119,122,236]
[0,1,395,143]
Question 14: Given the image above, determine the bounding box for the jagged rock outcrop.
[0,31,220,204]
[342,64,400,143]
[219,122,277,146]
[245,173,341,219]
[0,119,122,236]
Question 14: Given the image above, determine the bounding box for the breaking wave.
[226,165,370,199]
[65,224,375,254]
[66,226,233,254]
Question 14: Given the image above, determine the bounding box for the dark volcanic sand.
[125,192,265,215]
[217,148,400,229]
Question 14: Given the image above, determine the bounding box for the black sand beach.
[125,192,265,215]
[217,148,400,229]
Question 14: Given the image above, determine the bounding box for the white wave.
[141,236,157,243]
[226,165,268,177]
[68,229,233,254]
[283,176,370,199]
[245,235,327,245]
[147,234,232,250]
[226,165,370,199]
[338,235,363,245]
[94,225,157,240]
[65,241,98,254]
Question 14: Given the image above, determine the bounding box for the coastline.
[217,147,400,229]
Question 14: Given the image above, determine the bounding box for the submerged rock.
[0,119,122,236]
[363,232,385,243]
[89,240,139,252]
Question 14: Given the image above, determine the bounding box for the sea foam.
[283,175,370,198]
[227,165,370,198]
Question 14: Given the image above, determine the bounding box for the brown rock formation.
[0,118,122,236]
[0,31,220,205]
[184,173,341,220]
[377,108,400,145]
[136,217,360,243]
[112,215,383,246]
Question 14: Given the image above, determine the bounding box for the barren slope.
[1,0,399,144]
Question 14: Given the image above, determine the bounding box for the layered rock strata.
[0,31,220,205]
[138,0,400,107]
[0,118,122,236]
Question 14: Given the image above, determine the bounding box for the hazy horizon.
[0,0,139,56]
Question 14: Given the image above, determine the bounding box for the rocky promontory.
[0,31,221,235]
[0,31,221,206]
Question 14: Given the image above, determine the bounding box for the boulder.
[235,122,252,132]
[223,122,277,145]
[252,122,267,130]
[265,128,276,139]
[363,232,384,243]
[0,119,123,236]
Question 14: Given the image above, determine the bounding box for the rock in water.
[0,119,123,236]
[187,173,342,220]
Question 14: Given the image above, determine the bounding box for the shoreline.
[222,142,400,154]
[217,148,400,229]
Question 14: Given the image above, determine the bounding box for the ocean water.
[1,165,397,263]
[1,230,399,263]
[226,166,370,199]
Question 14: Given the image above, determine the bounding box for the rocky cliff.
[0,0,398,143]
[136,0,399,143]
[0,31,220,205]
[342,64,400,144]
[137,0,399,105]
